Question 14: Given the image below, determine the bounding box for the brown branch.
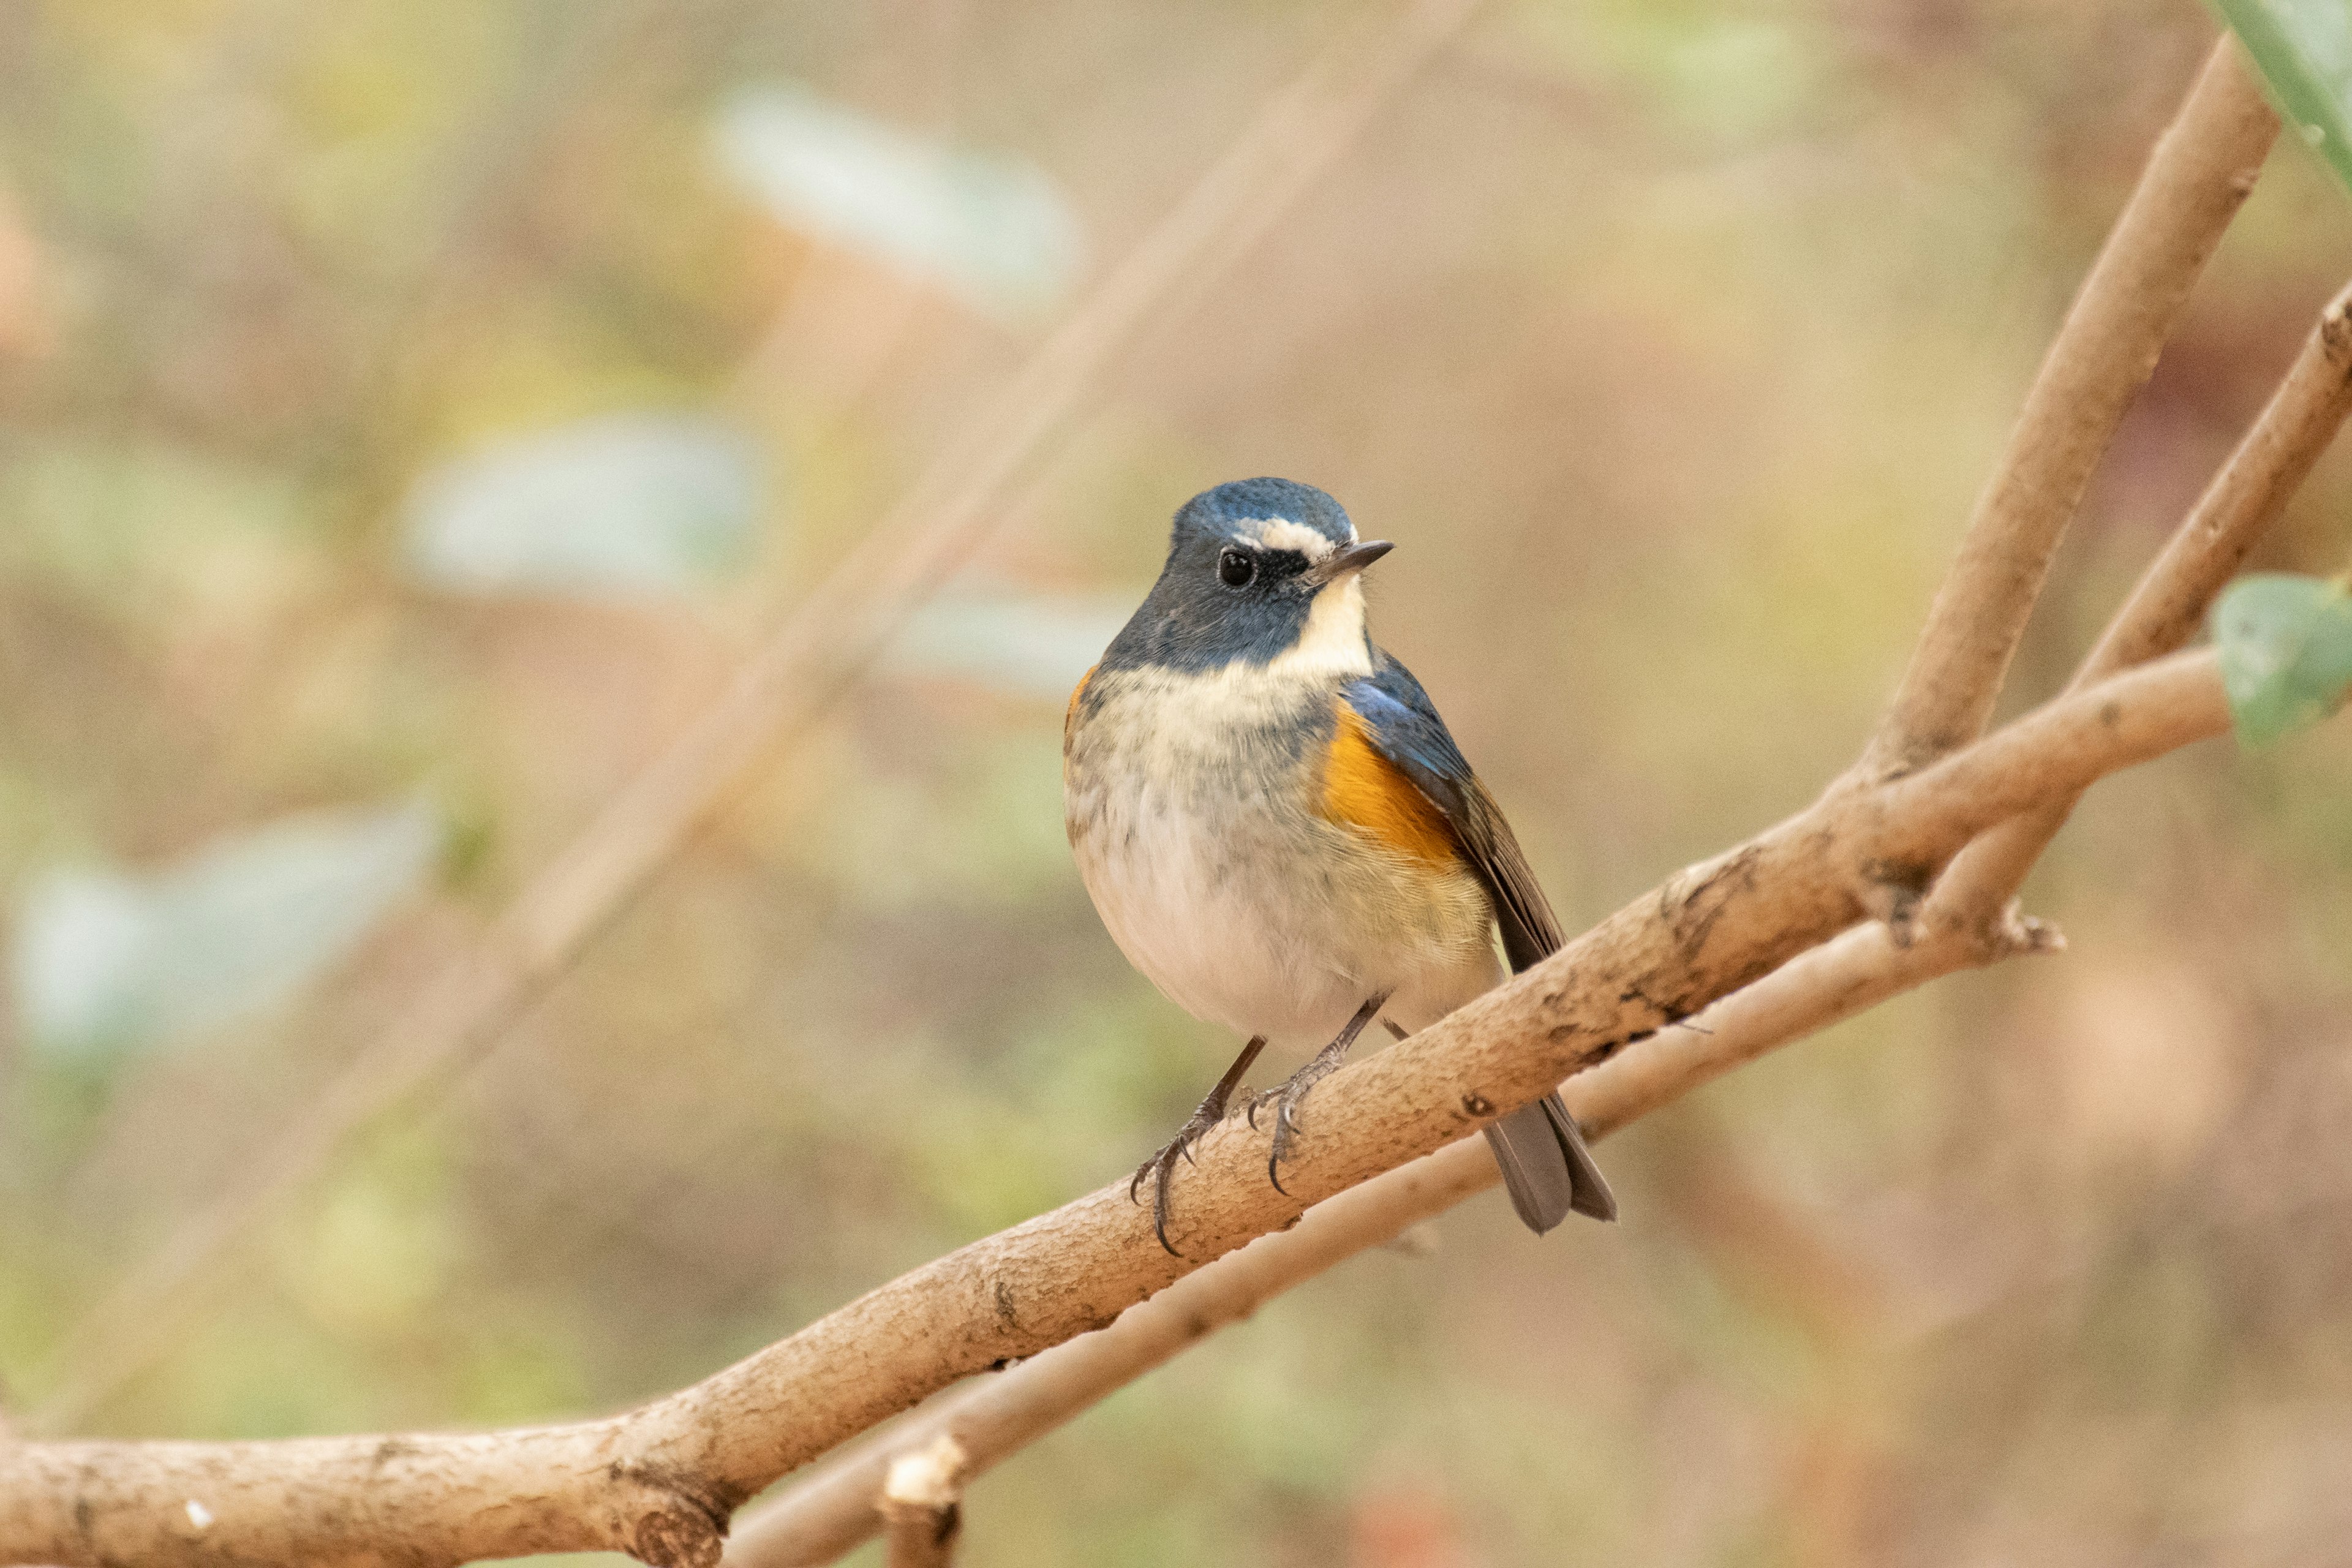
[2086,288,2352,674]
[1928,279,2352,930]
[726,1131,1509,1566]
[725,946,1943,1568]
[877,1436,968,1568]
[1859,35,2277,779]
[24,0,1487,1437]
[0,650,2255,1568]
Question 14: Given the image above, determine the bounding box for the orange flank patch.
[1321,703,1461,865]
[1065,663,1096,750]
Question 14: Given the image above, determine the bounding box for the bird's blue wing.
[1341,652,1566,971]
[1346,652,1618,1227]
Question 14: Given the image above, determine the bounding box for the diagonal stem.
[1928,279,2352,933]
[1859,35,2277,781]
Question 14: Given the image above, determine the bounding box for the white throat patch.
[1269,575,1371,680]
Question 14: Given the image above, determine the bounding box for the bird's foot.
[1248,1053,1344,1194]
[1248,993,1389,1194]
[1130,1036,1264,1256]
[1129,1107,1227,1254]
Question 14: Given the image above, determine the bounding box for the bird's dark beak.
[1310,539,1394,585]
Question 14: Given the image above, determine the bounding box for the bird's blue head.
[1099,478,1395,676]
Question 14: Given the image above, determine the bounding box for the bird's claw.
[1130,1108,1224,1255]
[1251,997,1388,1196]
[1129,1036,1267,1257]
[1257,1068,1330,1195]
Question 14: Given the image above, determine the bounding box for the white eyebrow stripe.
[1243,516,1352,559]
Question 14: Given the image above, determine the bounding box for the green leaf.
[2211,573,2352,748]
[2209,0,2352,195]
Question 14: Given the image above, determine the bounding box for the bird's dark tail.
[1482,1091,1617,1232]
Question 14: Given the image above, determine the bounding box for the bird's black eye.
[1218,548,1254,587]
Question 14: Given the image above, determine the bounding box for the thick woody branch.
[731,937,1928,1568]
[1861,36,2276,778]
[727,1110,1517,1566]
[0,1421,733,1568]
[727,917,1924,1568]
[0,651,2248,1568]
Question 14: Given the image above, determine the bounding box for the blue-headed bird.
[1064,477,1616,1253]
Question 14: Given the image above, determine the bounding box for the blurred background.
[4,1,2352,1564]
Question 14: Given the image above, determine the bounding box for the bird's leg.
[1131,1035,1266,1256]
[1253,992,1390,1193]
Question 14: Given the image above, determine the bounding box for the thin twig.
[1860,36,2276,779]
[1929,278,2352,930]
[25,0,1487,1436]
[877,1435,968,1568]
[0,179,44,362]
[0,649,2264,1568]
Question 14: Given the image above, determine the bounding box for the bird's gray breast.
[1064,663,1498,1044]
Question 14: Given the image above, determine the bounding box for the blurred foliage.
[2214,575,2352,748]
[12,801,438,1059]
[403,412,766,599]
[714,85,1085,320]
[2,2,2352,1566]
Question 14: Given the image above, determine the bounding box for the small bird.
[1064,477,1616,1252]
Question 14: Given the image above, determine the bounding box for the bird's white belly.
[1076,793,1352,1041]
[1066,679,1502,1046]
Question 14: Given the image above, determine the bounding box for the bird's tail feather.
[1483,1091,1618,1233]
